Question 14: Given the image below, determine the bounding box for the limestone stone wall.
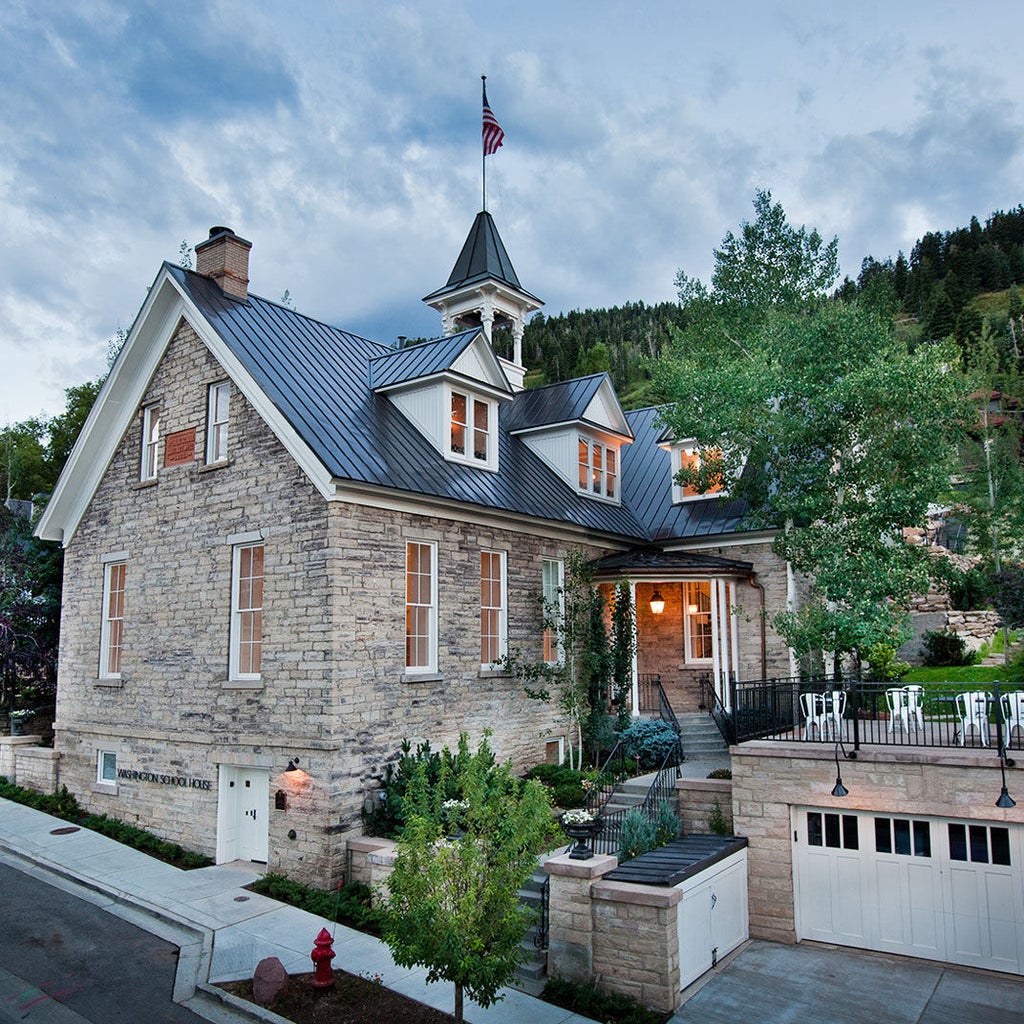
[677,777,733,834]
[731,741,1024,943]
[14,746,59,794]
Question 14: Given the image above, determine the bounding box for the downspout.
[748,573,767,679]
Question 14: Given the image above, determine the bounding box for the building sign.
[117,768,211,790]
[164,428,196,467]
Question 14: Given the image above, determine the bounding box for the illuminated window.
[542,559,564,664]
[140,405,160,481]
[577,437,618,500]
[99,560,126,678]
[672,442,724,502]
[450,391,491,464]
[480,550,507,667]
[684,581,712,661]
[230,543,264,680]
[406,541,437,672]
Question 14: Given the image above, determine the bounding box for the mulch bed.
[218,970,455,1024]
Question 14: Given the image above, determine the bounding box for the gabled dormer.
[369,329,513,472]
[505,374,633,503]
[423,211,543,392]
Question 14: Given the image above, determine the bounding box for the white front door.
[793,807,1024,974]
[216,765,269,863]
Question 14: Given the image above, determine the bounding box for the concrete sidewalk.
[0,796,596,1024]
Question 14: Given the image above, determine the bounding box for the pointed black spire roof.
[423,211,540,303]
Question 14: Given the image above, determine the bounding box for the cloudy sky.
[3,1,1024,423]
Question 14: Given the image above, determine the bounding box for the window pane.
[824,812,841,848]
[842,815,859,850]
[451,393,467,454]
[991,827,1011,866]
[473,401,488,461]
[875,818,892,853]
[947,823,967,860]
[807,811,822,846]
[894,819,911,856]
[913,821,931,858]
[606,448,616,497]
[969,824,989,863]
[592,445,602,493]
[578,439,589,489]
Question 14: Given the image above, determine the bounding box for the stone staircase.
[514,862,552,995]
[677,712,729,760]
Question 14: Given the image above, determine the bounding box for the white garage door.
[793,807,1024,975]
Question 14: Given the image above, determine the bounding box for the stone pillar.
[545,851,617,982]
[0,736,44,786]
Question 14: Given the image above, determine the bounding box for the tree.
[379,733,550,1023]
[658,196,965,664]
[609,581,635,729]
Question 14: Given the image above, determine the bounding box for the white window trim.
[445,383,498,472]
[405,540,438,675]
[99,559,126,680]
[542,557,564,665]
[206,381,231,464]
[229,542,264,683]
[670,439,740,504]
[96,750,118,786]
[480,549,508,669]
[683,580,714,665]
[576,434,619,503]
[140,404,160,481]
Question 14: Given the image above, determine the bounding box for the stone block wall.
[731,741,1024,944]
[15,746,59,794]
[0,736,46,786]
[677,777,733,834]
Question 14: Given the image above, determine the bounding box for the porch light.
[284,758,301,773]
[831,738,852,798]
[996,756,1016,809]
[282,757,311,787]
[649,589,665,615]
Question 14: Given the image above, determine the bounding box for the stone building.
[36,216,790,882]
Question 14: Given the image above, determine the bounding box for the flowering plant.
[9,709,34,722]
[560,808,595,826]
[442,798,469,812]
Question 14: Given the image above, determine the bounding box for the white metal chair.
[886,688,908,733]
[956,690,990,746]
[823,690,846,739]
[902,685,925,732]
[1000,691,1024,745]
[800,692,827,740]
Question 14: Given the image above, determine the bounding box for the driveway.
[670,940,1024,1024]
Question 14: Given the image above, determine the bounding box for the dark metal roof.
[604,835,748,887]
[368,330,510,392]
[169,265,648,538]
[422,211,541,303]
[590,548,753,577]
[505,375,609,432]
[621,407,750,541]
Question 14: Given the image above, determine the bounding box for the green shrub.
[619,720,680,770]
[866,643,910,682]
[707,798,732,835]
[706,767,732,780]
[619,808,659,861]
[921,629,977,667]
[653,801,680,845]
[543,975,667,1024]
[0,779,81,821]
[550,781,587,808]
[949,566,993,611]
[524,763,588,808]
[252,873,380,934]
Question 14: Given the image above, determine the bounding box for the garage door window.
[875,817,931,857]
[808,811,858,849]
[948,823,1011,865]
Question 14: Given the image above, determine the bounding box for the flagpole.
[481,75,487,211]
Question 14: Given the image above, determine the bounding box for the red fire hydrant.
[310,927,335,989]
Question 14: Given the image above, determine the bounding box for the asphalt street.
[0,861,207,1024]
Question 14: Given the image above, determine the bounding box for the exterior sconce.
[282,756,311,788]
[996,755,1016,808]
[649,589,665,615]
[687,603,699,615]
[831,738,854,798]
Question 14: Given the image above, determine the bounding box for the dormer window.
[577,436,618,500]
[448,388,496,469]
[671,440,724,503]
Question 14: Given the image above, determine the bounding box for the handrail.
[655,679,686,763]
[584,738,625,814]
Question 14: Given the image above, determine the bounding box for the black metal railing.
[637,673,661,714]
[722,675,1024,754]
[584,739,626,815]
[534,876,550,950]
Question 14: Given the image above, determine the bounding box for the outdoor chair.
[956,690,990,746]
[800,692,827,740]
[886,688,908,733]
[1000,691,1024,745]
[902,685,925,732]
[823,690,846,740]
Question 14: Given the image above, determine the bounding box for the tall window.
[684,581,712,661]
[480,550,507,667]
[673,443,724,502]
[140,405,160,481]
[542,559,564,664]
[230,543,264,680]
[99,561,126,678]
[206,382,230,463]
[450,391,491,464]
[406,541,437,673]
[577,437,617,499]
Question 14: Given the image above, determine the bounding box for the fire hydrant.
[310,928,335,989]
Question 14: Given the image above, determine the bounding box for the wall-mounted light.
[996,755,1016,808]
[282,756,311,788]
[831,738,854,798]
[649,589,665,615]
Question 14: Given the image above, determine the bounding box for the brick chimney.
[194,226,252,300]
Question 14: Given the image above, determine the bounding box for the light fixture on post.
[649,589,665,615]
[996,754,1016,809]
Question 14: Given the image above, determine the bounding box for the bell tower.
[423,211,543,390]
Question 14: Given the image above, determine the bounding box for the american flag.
[482,82,504,156]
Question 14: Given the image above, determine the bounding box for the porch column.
[629,578,640,717]
[729,580,740,681]
[709,578,722,698]
[716,578,731,691]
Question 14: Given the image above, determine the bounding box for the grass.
[902,665,1016,684]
